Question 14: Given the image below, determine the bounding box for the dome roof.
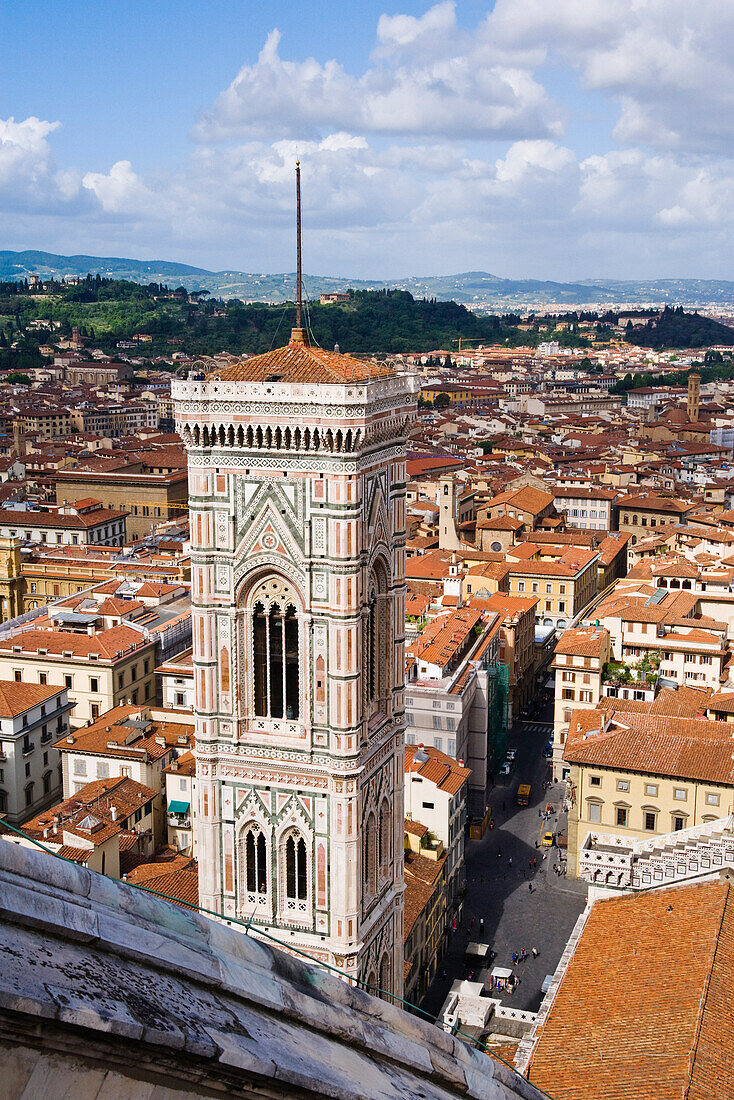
[201,329,393,386]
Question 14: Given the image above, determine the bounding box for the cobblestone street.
[421,710,587,1019]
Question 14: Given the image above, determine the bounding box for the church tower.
[172,169,414,997]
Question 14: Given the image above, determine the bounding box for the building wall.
[567,761,734,875]
[0,647,157,728]
[0,691,71,823]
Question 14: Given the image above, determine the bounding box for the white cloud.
[489,0,734,154]
[82,160,155,216]
[193,5,560,143]
[0,116,82,210]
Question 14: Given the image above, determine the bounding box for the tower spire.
[291,160,308,345]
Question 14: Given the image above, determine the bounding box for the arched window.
[379,953,392,1001]
[365,560,390,711]
[244,826,268,895]
[364,812,377,896]
[379,799,391,878]
[250,577,300,721]
[285,833,307,900]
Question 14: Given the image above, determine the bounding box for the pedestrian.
[528,882,533,893]
[470,916,475,930]
[479,918,484,934]
[442,968,447,980]
[534,839,539,848]
[533,858,537,869]
[532,947,539,959]
[497,848,502,859]
[508,857,513,868]
[528,858,533,870]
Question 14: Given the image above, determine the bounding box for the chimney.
[110,806,117,822]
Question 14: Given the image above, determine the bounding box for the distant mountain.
[3,250,734,309]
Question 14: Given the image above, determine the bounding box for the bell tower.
[173,167,415,997]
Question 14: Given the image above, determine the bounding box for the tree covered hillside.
[624,306,734,349]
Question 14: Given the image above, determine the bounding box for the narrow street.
[421,703,587,1019]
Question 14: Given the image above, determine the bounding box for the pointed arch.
[379,953,392,1002]
[265,426,273,448]
[303,427,311,450]
[275,426,282,449]
[246,426,254,447]
[227,425,235,446]
[336,429,343,452]
[256,426,264,448]
[325,429,334,452]
[364,811,377,897]
[294,427,301,450]
[284,426,292,449]
[192,425,200,446]
[313,428,320,451]
[218,425,226,446]
[237,425,245,446]
[379,797,392,879]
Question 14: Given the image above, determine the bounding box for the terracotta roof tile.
[526,881,734,1100]
[199,338,393,385]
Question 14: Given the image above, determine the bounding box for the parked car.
[542,742,553,758]
[499,762,512,778]
[506,749,517,763]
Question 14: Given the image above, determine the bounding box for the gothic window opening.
[252,592,299,720]
[244,826,268,894]
[364,812,377,896]
[285,833,307,900]
[379,798,391,878]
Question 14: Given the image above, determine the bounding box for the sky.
[2,0,734,281]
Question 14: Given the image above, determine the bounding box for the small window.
[64,675,73,689]
[121,765,132,777]
[91,704,100,721]
[616,806,628,827]
[73,760,86,776]
[39,673,47,685]
[589,775,602,787]
[706,792,720,806]
[13,670,21,683]
[97,762,109,779]
[644,811,657,831]
[673,788,687,801]
[422,801,435,810]
[673,815,685,831]
[616,780,629,792]
[644,783,658,797]
[587,802,601,823]
[90,677,98,693]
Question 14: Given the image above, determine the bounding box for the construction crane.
[452,338,485,352]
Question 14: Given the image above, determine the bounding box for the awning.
[168,800,190,815]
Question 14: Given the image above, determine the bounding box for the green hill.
[624,306,734,349]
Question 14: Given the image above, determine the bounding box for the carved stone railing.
[579,814,734,890]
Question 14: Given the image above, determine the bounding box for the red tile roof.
[200,337,393,385]
[526,881,734,1100]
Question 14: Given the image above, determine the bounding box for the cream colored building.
[564,706,734,875]
[551,627,611,783]
[509,549,598,631]
[0,625,157,728]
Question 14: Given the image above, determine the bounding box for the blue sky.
[2,1,734,279]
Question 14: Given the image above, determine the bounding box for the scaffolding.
[487,660,509,767]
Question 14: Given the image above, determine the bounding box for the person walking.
[479,918,484,934]
[508,857,513,868]
[532,947,539,959]
[528,882,533,893]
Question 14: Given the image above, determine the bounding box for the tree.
[434,392,451,409]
